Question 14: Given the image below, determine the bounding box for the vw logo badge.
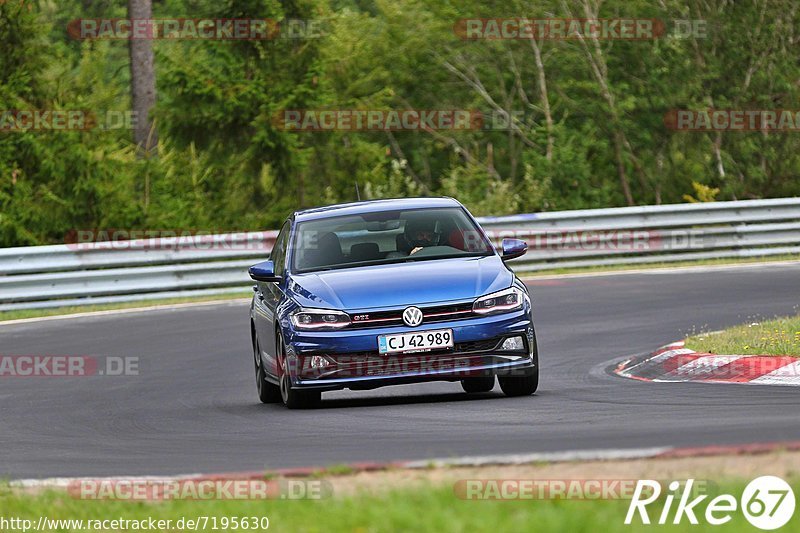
[402,306,423,327]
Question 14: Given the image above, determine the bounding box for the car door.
[253,220,290,377]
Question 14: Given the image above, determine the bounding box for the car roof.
[293,197,463,222]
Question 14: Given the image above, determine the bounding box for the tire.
[460,376,495,393]
[498,333,539,397]
[498,365,538,397]
[276,335,321,409]
[254,337,281,404]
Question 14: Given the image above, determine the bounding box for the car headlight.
[290,308,351,330]
[473,287,525,315]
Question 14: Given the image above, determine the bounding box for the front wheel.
[498,366,538,397]
[255,338,281,404]
[460,376,495,393]
[277,335,321,409]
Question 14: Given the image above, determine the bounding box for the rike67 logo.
[626,476,795,530]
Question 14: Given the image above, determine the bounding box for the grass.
[0,292,252,323]
[310,464,358,478]
[1,479,793,532]
[685,315,800,356]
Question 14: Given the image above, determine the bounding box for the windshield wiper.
[402,252,491,262]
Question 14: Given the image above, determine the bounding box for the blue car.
[248,197,538,408]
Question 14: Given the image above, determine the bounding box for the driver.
[404,218,440,255]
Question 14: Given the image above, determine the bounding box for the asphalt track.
[2,263,800,479]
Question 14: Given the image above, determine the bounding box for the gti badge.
[402,306,423,327]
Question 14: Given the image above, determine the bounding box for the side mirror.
[501,238,527,261]
[249,260,281,282]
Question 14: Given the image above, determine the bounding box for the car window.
[292,207,493,273]
[271,221,291,276]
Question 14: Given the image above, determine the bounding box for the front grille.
[348,302,474,329]
[455,338,502,353]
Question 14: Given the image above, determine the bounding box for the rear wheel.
[277,335,321,409]
[460,376,495,393]
[254,337,281,404]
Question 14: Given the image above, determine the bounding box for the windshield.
[291,207,494,273]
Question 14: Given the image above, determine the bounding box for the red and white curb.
[615,341,800,386]
[12,441,800,490]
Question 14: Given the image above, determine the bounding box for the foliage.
[2,0,800,246]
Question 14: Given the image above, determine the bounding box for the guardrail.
[1,198,799,311]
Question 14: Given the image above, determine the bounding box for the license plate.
[378,329,454,355]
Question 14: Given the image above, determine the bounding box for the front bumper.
[284,309,536,391]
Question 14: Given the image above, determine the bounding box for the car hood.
[287,256,513,310]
